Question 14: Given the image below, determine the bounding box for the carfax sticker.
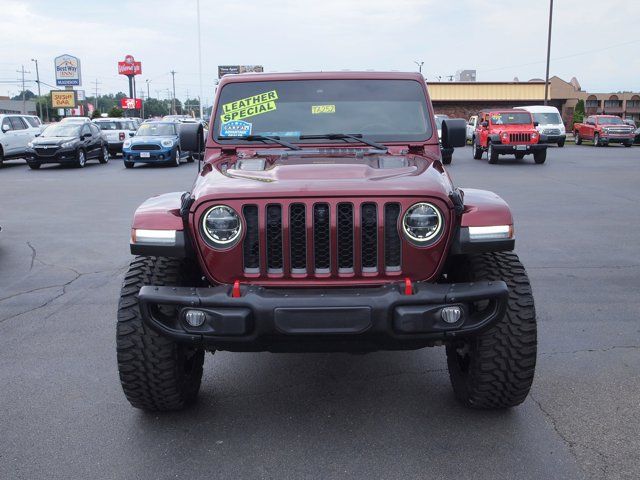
[311,104,336,114]
[220,120,252,137]
[220,90,278,123]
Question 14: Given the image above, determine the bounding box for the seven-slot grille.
[509,133,532,143]
[241,201,403,277]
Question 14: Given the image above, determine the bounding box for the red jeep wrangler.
[472,110,547,164]
[573,115,634,147]
[117,72,537,412]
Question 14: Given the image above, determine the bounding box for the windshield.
[490,112,532,125]
[213,79,432,143]
[136,123,176,136]
[598,117,624,125]
[96,121,127,130]
[532,112,562,125]
[41,124,81,137]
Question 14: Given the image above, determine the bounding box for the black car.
[25,122,108,169]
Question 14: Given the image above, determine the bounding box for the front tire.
[171,148,181,167]
[124,160,134,169]
[116,256,205,411]
[76,149,86,168]
[28,162,41,170]
[593,133,600,147]
[533,148,547,164]
[99,145,109,164]
[557,139,565,147]
[445,252,537,409]
[624,141,633,147]
[574,132,582,145]
[487,142,498,164]
[472,138,483,160]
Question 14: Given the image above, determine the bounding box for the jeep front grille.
[240,200,403,278]
[509,133,532,143]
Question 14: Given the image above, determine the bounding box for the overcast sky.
[1,0,638,104]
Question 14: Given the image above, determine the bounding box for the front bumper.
[138,280,508,352]
[25,147,77,164]
[123,147,174,163]
[599,134,634,144]
[540,134,566,143]
[492,143,546,154]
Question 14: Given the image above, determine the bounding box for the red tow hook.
[232,280,242,298]
[404,277,413,295]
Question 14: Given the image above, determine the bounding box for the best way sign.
[54,54,81,86]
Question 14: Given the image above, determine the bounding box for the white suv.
[93,118,137,155]
[0,114,43,164]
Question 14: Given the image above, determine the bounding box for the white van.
[515,105,566,147]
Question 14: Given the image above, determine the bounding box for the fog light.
[441,306,462,324]
[185,309,206,327]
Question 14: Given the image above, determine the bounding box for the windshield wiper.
[299,133,388,152]
[243,135,301,150]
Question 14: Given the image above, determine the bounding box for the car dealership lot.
[1,145,639,480]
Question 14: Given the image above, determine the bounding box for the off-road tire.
[593,133,600,147]
[574,132,581,145]
[472,138,483,159]
[445,252,537,409]
[514,152,525,160]
[557,139,565,147]
[487,142,499,164]
[116,256,205,411]
[533,148,547,164]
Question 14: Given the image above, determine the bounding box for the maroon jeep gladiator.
[117,72,537,412]
[472,110,547,164]
[573,115,634,147]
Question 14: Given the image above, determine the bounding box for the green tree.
[91,109,102,119]
[143,97,169,118]
[573,99,585,125]
[12,89,36,101]
[108,107,124,118]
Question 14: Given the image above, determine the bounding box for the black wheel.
[117,256,205,412]
[574,132,581,145]
[557,139,565,147]
[445,252,537,409]
[442,153,452,165]
[124,160,134,169]
[76,149,86,168]
[514,152,525,160]
[624,141,633,148]
[472,138,483,159]
[593,133,600,147]
[99,145,109,164]
[487,142,498,164]
[28,162,41,170]
[533,148,547,164]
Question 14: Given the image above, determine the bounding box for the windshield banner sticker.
[221,90,278,123]
[220,120,252,137]
[311,104,336,114]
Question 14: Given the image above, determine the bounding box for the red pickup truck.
[573,115,634,147]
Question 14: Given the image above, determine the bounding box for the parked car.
[117,71,536,413]
[121,121,192,168]
[25,121,108,169]
[0,114,44,165]
[163,114,192,122]
[434,114,449,142]
[573,115,634,147]
[623,119,636,127]
[472,109,547,164]
[466,115,478,143]
[515,105,566,147]
[60,116,92,124]
[93,118,136,155]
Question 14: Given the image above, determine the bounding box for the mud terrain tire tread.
[446,252,537,409]
[116,256,204,412]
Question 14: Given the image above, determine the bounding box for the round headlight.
[123,140,132,148]
[161,139,174,147]
[201,205,242,248]
[402,202,443,244]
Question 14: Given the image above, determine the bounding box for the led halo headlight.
[201,205,242,249]
[402,202,443,245]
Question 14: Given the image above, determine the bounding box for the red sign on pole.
[121,98,142,109]
[118,54,142,76]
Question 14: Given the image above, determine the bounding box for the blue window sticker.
[220,120,252,137]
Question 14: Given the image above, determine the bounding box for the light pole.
[414,61,424,74]
[544,0,554,105]
[146,79,151,100]
[170,70,177,114]
[31,59,42,120]
[196,0,204,119]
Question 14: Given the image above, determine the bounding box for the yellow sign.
[51,90,77,108]
[311,104,335,114]
[221,90,278,123]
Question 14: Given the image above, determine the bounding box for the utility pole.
[170,70,177,114]
[138,89,146,119]
[16,65,30,114]
[146,79,151,100]
[414,61,424,74]
[544,0,554,105]
[94,78,101,114]
[30,59,42,120]
[196,0,204,119]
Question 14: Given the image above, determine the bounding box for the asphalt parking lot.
[1,144,639,480]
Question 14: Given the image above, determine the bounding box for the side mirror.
[1,124,10,132]
[129,132,135,137]
[441,118,467,149]
[481,121,489,128]
[35,133,41,137]
[533,121,539,127]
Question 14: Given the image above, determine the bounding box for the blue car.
[122,121,193,168]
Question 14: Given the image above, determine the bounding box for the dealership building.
[429,76,640,126]
[0,97,37,115]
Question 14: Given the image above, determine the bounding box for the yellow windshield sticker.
[311,104,336,114]
[221,90,278,123]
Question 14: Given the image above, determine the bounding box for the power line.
[16,65,31,114]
